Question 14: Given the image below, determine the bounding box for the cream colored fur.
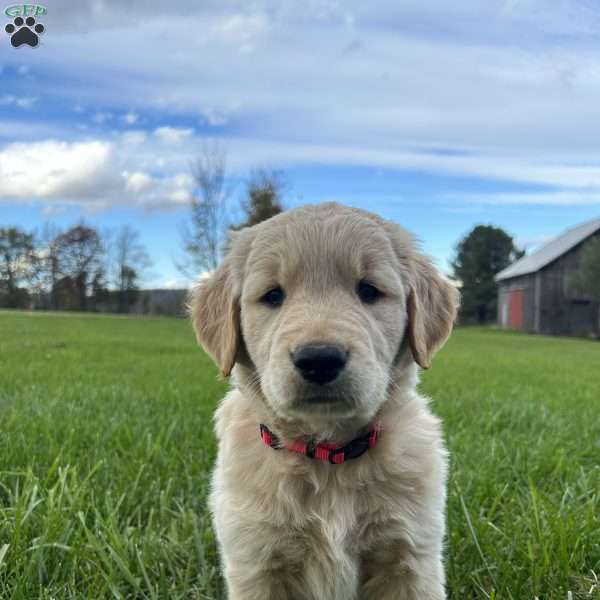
[190,203,459,600]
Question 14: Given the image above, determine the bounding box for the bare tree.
[110,225,151,312]
[177,143,231,277]
[53,224,104,311]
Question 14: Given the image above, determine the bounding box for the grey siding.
[538,232,600,337]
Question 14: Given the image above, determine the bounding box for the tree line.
[0,223,151,312]
[0,178,521,322]
[0,146,286,315]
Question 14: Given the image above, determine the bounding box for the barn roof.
[495,217,600,281]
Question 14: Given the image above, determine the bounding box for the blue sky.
[1,0,600,287]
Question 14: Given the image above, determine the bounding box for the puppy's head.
[190,203,458,431]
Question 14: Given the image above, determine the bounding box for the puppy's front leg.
[219,520,358,600]
[360,536,446,600]
[225,565,306,600]
[219,531,306,600]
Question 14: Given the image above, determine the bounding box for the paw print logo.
[5,16,45,47]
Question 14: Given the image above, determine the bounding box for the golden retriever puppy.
[190,202,458,600]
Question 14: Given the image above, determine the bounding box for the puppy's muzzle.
[292,343,348,385]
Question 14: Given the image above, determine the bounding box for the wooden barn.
[495,217,600,337]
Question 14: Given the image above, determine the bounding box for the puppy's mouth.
[291,387,357,413]
[302,394,346,405]
[300,396,344,404]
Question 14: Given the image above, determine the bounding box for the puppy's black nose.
[292,344,348,385]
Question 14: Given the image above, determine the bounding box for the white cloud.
[165,173,194,204]
[92,111,113,124]
[123,111,138,125]
[16,97,37,109]
[0,95,37,108]
[154,126,194,144]
[202,107,230,126]
[210,13,270,53]
[125,172,193,208]
[0,138,194,209]
[121,130,147,146]
[0,140,114,199]
[124,170,153,193]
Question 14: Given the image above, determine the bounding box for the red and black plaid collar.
[259,423,380,464]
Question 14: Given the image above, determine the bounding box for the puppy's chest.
[277,467,380,550]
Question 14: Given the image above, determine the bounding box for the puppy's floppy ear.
[407,254,459,369]
[189,260,241,377]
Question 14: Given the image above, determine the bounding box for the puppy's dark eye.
[357,280,383,304]
[261,286,285,307]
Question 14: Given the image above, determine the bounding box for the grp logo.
[5,3,46,16]
[4,4,46,46]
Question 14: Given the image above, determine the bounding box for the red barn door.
[508,289,524,329]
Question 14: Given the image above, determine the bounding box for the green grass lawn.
[0,311,599,599]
